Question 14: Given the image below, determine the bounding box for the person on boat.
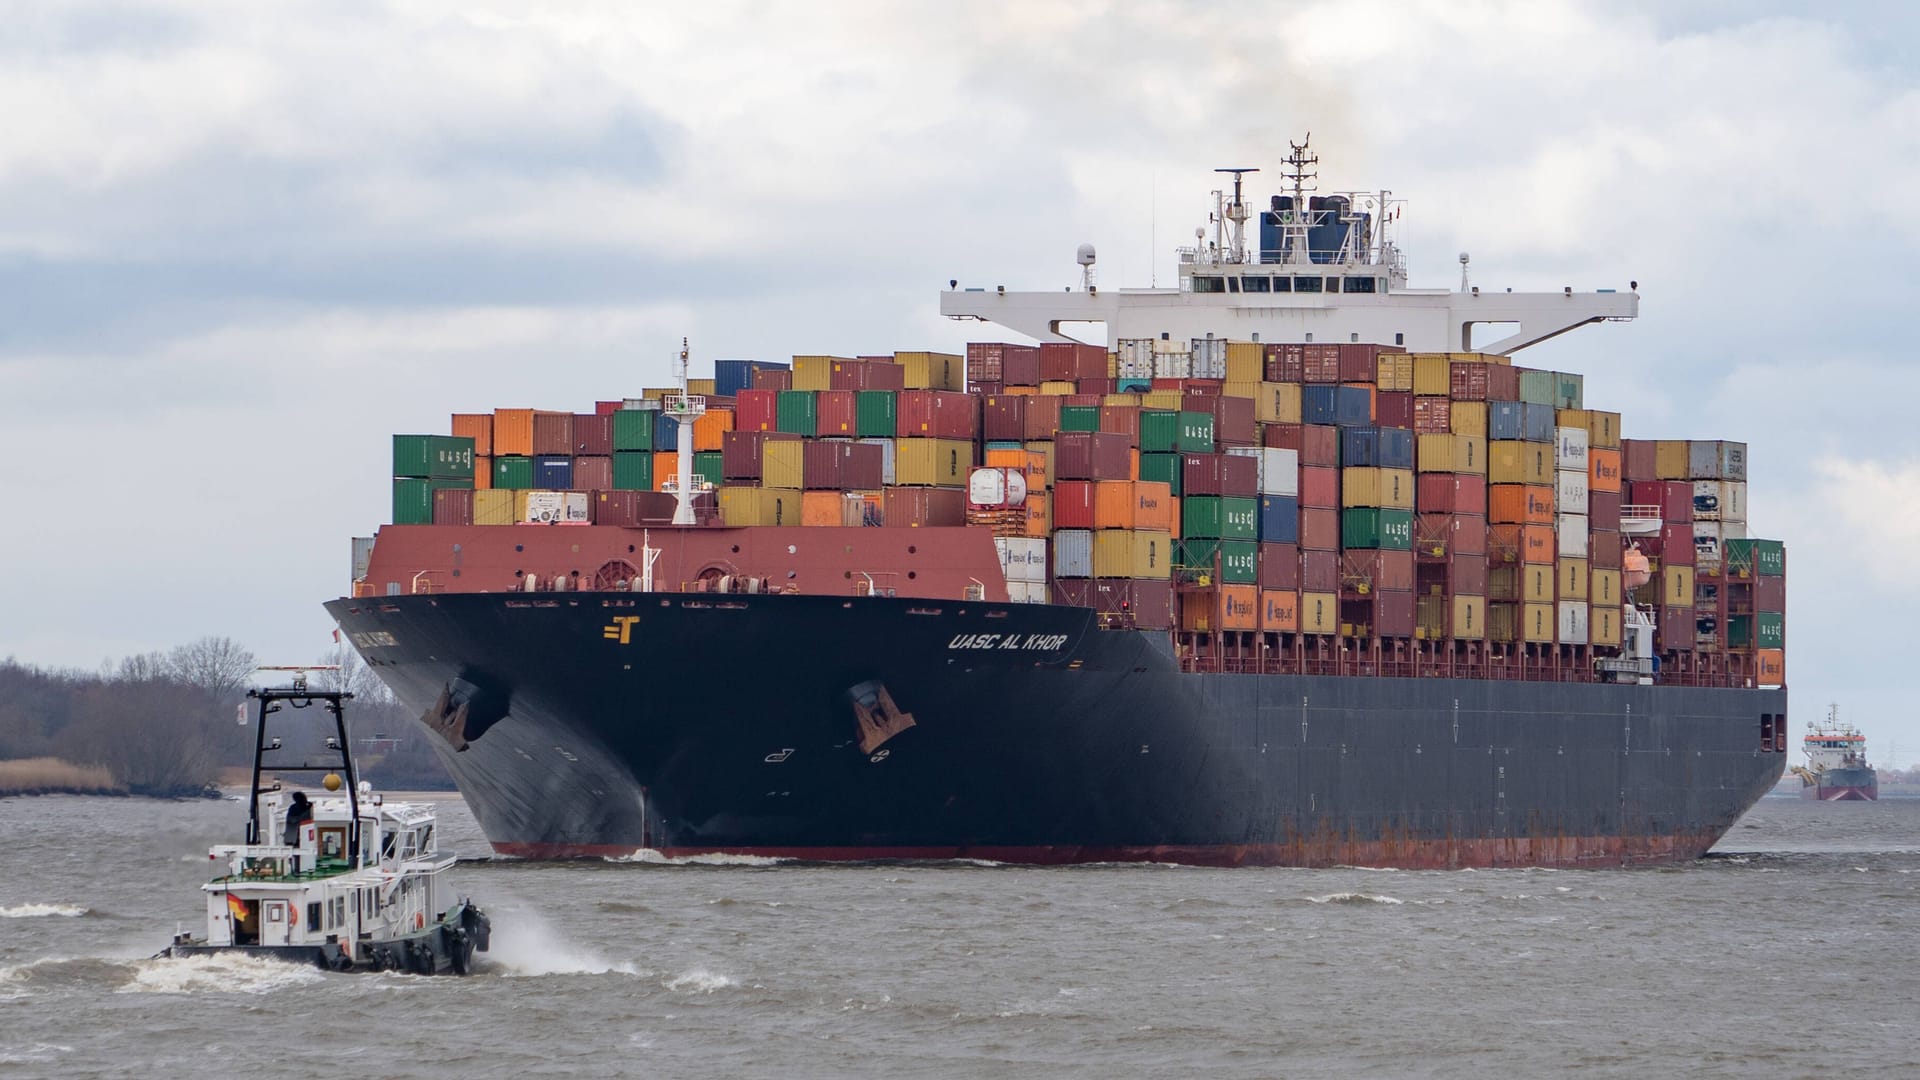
[283,792,314,845]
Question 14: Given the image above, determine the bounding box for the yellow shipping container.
[1375,352,1414,391]
[1523,602,1556,642]
[1092,529,1173,579]
[895,351,965,391]
[1411,353,1450,396]
[1341,467,1415,509]
[1489,440,1553,484]
[689,378,716,396]
[762,440,804,489]
[791,355,847,392]
[473,489,516,525]
[1103,393,1144,407]
[1662,564,1694,607]
[1226,342,1263,383]
[1453,595,1487,640]
[1523,564,1554,603]
[1040,380,1077,396]
[1586,411,1621,449]
[1300,591,1339,634]
[1590,603,1622,646]
[1558,557,1589,601]
[719,485,803,527]
[1450,351,1512,366]
[1141,390,1184,411]
[1417,433,1486,474]
[896,437,972,487]
[1555,408,1590,431]
[1590,568,1622,606]
[1655,440,1690,479]
[1449,400,1488,437]
[1254,381,1303,424]
[1222,380,1259,400]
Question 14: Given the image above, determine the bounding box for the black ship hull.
[325,593,1787,868]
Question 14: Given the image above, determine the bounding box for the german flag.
[227,893,249,921]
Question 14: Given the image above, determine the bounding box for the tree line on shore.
[0,637,452,797]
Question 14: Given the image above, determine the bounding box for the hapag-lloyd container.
[1554,426,1589,471]
[1555,469,1589,515]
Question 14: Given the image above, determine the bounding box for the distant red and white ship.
[1793,706,1878,801]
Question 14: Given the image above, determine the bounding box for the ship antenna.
[1280,134,1318,265]
[666,337,706,526]
[1213,167,1259,264]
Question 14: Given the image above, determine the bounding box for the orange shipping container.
[1588,448,1622,493]
[652,452,678,492]
[1024,491,1051,537]
[1489,484,1554,525]
[693,409,735,452]
[492,408,535,456]
[1093,480,1174,531]
[800,490,845,526]
[1756,648,1785,685]
[1490,524,1555,564]
[1259,589,1299,631]
[1220,584,1260,630]
[452,413,493,456]
[473,455,492,491]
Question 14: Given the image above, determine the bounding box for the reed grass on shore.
[0,757,125,796]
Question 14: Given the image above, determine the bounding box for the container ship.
[1791,707,1877,801]
[327,141,1789,868]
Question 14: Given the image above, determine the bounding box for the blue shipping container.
[1488,400,1524,441]
[1339,426,1416,469]
[1259,495,1300,543]
[1302,385,1338,425]
[713,359,788,398]
[655,411,682,448]
[533,456,573,488]
[1522,403,1555,443]
[1378,427,1414,469]
[1334,385,1373,427]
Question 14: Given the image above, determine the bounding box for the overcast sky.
[3,1,1917,765]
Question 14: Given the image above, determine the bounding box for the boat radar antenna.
[255,664,341,692]
[1077,242,1097,291]
[1279,135,1318,266]
[1213,168,1258,264]
[662,337,706,525]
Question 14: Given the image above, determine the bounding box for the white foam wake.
[1306,892,1405,905]
[484,906,644,976]
[664,969,738,993]
[121,953,325,995]
[0,903,87,918]
[607,849,787,866]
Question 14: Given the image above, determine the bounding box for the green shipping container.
[777,390,818,436]
[1554,372,1584,409]
[1059,405,1100,433]
[1517,370,1556,406]
[612,451,654,491]
[1176,411,1216,452]
[692,451,723,487]
[1728,612,1785,650]
[1341,508,1414,549]
[1139,410,1179,452]
[856,390,897,437]
[492,456,535,490]
[392,435,475,480]
[612,409,654,452]
[1725,538,1786,577]
[1139,452,1182,495]
[1182,496,1257,540]
[1175,539,1257,583]
[392,477,466,524]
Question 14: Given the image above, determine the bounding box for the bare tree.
[166,636,258,699]
[313,639,393,704]
[114,650,173,683]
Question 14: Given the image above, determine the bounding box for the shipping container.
[1093,480,1175,532]
[881,486,967,527]
[803,440,885,490]
[1299,591,1339,634]
[492,455,535,490]
[451,414,493,457]
[393,434,476,480]
[1755,648,1785,686]
[1724,538,1786,577]
[472,489,515,525]
[1340,426,1416,469]
[1557,514,1589,559]
[1489,523,1555,565]
[894,438,972,487]
[519,489,590,525]
[1038,343,1107,383]
[1586,411,1621,449]
[1489,484,1554,525]
[898,390,977,439]
[1488,401,1524,441]
[1183,495,1258,540]
[714,359,788,398]
[1590,604,1622,648]
[418,483,472,526]
[1258,542,1300,590]
[1182,453,1259,497]
[776,390,818,436]
[718,485,802,527]
[1341,508,1414,550]
[1341,467,1416,510]
[1554,469,1589,515]
[1554,426,1589,472]
[572,413,614,456]
[492,408,536,456]
[532,456,572,489]
[1688,440,1748,481]
[1258,495,1300,543]
[1092,529,1174,579]
[734,389,778,433]
[1590,568,1622,607]
[761,439,805,490]
[1252,382,1302,424]
[1558,557,1589,601]
[530,411,573,456]
[1557,601,1590,644]
[572,455,613,491]
[1054,529,1094,577]
[1415,473,1487,515]
[1225,446,1300,497]
[1589,448,1622,493]
[1654,440,1690,479]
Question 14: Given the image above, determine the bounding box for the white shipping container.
[1691,480,1722,519]
[1226,446,1301,497]
[1118,358,1156,380]
[994,536,1048,584]
[1556,514,1590,559]
[1721,480,1747,523]
[1152,353,1192,379]
[1554,468,1589,515]
[522,490,590,524]
[1693,522,1724,568]
[1557,601,1590,645]
[1554,426,1590,472]
[1118,339,1156,366]
[969,467,1030,509]
[1007,580,1048,603]
[1053,529,1093,578]
[1190,338,1228,366]
[1721,520,1747,540]
[857,437,897,485]
[1190,354,1227,380]
[351,536,375,582]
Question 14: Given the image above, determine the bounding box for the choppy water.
[2,794,1915,1079]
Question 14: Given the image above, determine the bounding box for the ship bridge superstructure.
[941,137,1637,355]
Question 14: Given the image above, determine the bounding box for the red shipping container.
[1264,423,1341,466]
[1342,550,1415,591]
[966,343,1007,384]
[1754,575,1786,610]
[1590,531,1623,570]
[1588,489,1622,532]
[1301,548,1340,591]
[1298,465,1339,508]
[1418,552,1489,595]
[1486,364,1519,400]
[1079,378,1117,396]
[1063,393,1103,408]
[1051,578,1094,608]
[833,359,907,391]
[737,389,779,432]
[815,390,857,436]
[1630,480,1691,522]
[1093,578,1174,630]
[594,400,622,417]
[1303,344,1341,384]
[1374,391,1414,429]
[1052,480,1096,528]
[593,489,676,526]
[432,488,474,526]
[973,381,1005,395]
[1416,513,1488,558]
[803,440,884,490]
[982,395,1028,441]
[721,430,798,480]
[751,367,792,392]
[1099,404,1142,445]
[1350,590,1416,637]
[1023,394,1064,440]
[883,486,967,527]
[531,411,573,456]
[1656,605,1695,651]
[1621,439,1656,481]
[1417,473,1487,515]
[1660,522,1694,565]
[1300,508,1340,552]
[898,390,976,439]
[1258,542,1300,590]
[572,455,613,490]
[1003,346,1042,387]
[1054,431,1131,481]
[1215,395,1256,446]
[1449,363,1489,401]
[1150,378,1185,391]
[1338,344,1382,383]
[572,414,613,456]
[1183,453,1258,497]
[1040,342,1108,382]
[1264,343,1305,382]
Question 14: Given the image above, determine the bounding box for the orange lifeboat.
[1623,545,1652,589]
